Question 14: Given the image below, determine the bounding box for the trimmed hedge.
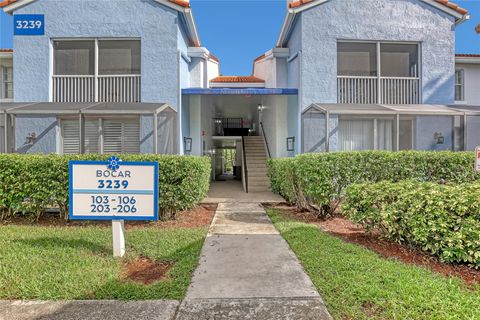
[268,151,479,217]
[343,181,480,267]
[0,154,211,221]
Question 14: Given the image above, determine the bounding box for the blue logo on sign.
[107,156,122,172]
[14,14,45,36]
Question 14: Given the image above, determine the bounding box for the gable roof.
[0,0,201,46]
[278,0,470,47]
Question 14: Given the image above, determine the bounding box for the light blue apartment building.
[1,0,477,192]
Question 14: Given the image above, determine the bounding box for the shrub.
[0,154,211,221]
[343,181,480,267]
[268,151,478,217]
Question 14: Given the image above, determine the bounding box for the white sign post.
[476,147,480,173]
[69,157,159,257]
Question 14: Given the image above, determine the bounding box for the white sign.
[69,157,158,221]
[475,147,480,173]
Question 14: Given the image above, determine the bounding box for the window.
[337,41,421,104]
[338,118,394,151]
[380,44,419,77]
[60,117,140,154]
[54,41,95,75]
[455,69,464,102]
[53,39,141,103]
[1,66,13,100]
[98,40,141,75]
[337,42,377,76]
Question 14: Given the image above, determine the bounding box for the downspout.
[177,50,183,155]
[298,50,303,154]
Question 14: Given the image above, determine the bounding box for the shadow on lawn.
[13,237,111,256]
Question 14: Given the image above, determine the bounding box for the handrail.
[241,119,248,193]
[259,121,271,158]
[241,135,248,193]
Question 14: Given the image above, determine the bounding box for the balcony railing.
[337,76,420,104]
[52,75,141,103]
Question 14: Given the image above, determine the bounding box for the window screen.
[380,44,419,77]
[98,40,141,75]
[54,41,95,75]
[337,42,377,77]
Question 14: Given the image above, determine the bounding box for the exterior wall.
[287,15,302,90]
[466,116,480,151]
[456,63,480,105]
[13,0,183,105]
[260,95,289,158]
[415,116,453,150]
[294,0,456,109]
[15,116,57,153]
[11,0,190,154]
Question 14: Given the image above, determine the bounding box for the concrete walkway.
[202,180,285,203]
[0,202,332,320]
[177,202,332,319]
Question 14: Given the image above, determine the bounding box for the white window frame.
[0,66,13,101]
[51,38,141,102]
[455,69,465,103]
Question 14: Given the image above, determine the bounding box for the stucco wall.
[14,0,182,106]
[415,116,453,150]
[295,0,456,109]
[15,116,57,153]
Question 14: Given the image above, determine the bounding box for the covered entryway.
[182,87,298,193]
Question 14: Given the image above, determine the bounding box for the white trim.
[154,1,201,46]
[3,0,37,13]
[209,82,266,88]
[421,0,465,20]
[0,52,13,59]
[456,57,480,64]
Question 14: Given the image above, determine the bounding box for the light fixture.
[287,136,295,151]
[258,104,264,112]
[184,137,192,153]
[434,132,444,145]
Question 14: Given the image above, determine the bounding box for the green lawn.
[0,224,208,300]
[267,209,480,320]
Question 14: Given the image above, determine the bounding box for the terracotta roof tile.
[210,76,265,83]
[0,0,191,8]
[0,0,16,8]
[456,54,480,58]
[0,49,13,52]
[210,54,220,63]
[288,0,468,15]
[253,53,266,63]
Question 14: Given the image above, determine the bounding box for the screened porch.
[0,102,176,155]
[302,104,465,153]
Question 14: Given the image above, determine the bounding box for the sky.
[0,0,479,75]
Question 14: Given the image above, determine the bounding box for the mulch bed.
[122,257,173,285]
[269,203,480,286]
[2,203,217,229]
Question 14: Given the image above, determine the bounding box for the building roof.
[1,102,174,115]
[0,0,189,8]
[0,0,200,46]
[288,0,467,15]
[278,0,469,47]
[210,76,265,83]
[0,49,13,52]
[305,103,463,116]
[456,54,480,58]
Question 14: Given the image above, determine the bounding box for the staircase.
[243,136,270,192]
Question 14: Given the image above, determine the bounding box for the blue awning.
[182,88,298,95]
